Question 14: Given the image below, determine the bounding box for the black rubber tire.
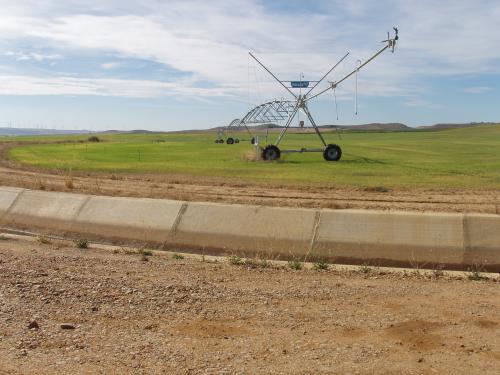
[215,139,220,144]
[251,137,256,145]
[323,144,342,161]
[235,139,240,144]
[226,137,234,145]
[262,145,281,161]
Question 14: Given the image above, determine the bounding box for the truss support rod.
[234,120,254,137]
[249,52,298,99]
[304,51,350,97]
[226,119,254,138]
[302,104,327,147]
[244,123,254,137]
[274,103,300,147]
[305,43,390,103]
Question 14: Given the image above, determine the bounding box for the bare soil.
[0,235,499,374]
[0,163,499,214]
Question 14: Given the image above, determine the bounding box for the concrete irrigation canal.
[0,186,499,271]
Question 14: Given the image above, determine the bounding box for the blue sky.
[0,0,499,131]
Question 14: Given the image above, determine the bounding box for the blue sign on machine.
[291,81,309,88]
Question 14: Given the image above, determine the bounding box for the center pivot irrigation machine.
[218,28,399,161]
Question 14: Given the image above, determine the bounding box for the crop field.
[6,125,500,189]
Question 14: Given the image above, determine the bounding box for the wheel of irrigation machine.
[226,137,235,145]
[251,137,256,145]
[262,145,281,161]
[235,139,240,144]
[323,144,342,161]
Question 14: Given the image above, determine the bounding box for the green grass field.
[6,125,500,188]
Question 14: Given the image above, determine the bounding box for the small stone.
[60,323,76,330]
[91,306,99,312]
[418,357,424,363]
[28,320,39,330]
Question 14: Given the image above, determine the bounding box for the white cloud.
[0,0,499,100]
[403,96,442,109]
[0,75,238,98]
[101,62,123,69]
[4,50,61,62]
[463,86,493,94]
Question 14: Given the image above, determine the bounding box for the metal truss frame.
[220,28,399,158]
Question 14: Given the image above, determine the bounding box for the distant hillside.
[416,122,499,130]
[210,123,410,132]
[211,121,499,132]
[1,122,498,137]
[329,123,410,131]
[0,127,91,136]
[101,129,162,134]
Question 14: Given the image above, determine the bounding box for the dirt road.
[1,163,499,213]
[0,235,498,374]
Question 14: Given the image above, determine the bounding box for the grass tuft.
[64,176,74,189]
[74,238,89,249]
[467,271,486,281]
[313,259,330,270]
[288,259,303,270]
[37,235,51,244]
[359,264,372,274]
[228,255,244,265]
[138,248,153,257]
[467,264,487,281]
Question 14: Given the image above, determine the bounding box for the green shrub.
[313,259,329,270]
[359,264,372,274]
[288,259,303,270]
[228,255,244,265]
[74,238,89,249]
[138,249,153,256]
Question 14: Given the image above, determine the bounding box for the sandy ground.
[0,235,499,374]
[0,163,499,214]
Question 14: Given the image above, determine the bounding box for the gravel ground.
[0,235,499,374]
